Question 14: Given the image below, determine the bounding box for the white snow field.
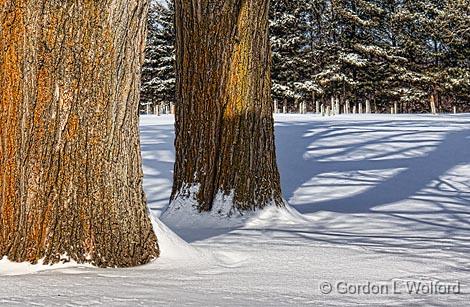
[1,114,470,306]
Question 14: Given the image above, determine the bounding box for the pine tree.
[270,0,328,112]
[432,0,470,112]
[141,0,176,114]
[270,0,469,113]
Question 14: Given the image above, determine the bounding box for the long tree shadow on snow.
[140,123,175,214]
[275,119,470,215]
[257,118,470,259]
[271,117,470,258]
[140,116,470,247]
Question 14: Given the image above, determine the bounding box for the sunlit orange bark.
[170,0,284,214]
[0,0,159,267]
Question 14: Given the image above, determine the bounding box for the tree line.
[142,0,469,114]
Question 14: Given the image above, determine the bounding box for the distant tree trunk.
[170,0,284,215]
[0,0,158,267]
[430,93,437,114]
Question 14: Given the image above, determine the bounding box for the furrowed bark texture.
[171,0,284,213]
[0,0,159,267]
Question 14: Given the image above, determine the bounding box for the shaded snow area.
[1,114,470,306]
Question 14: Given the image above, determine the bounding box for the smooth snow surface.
[1,114,469,306]
[0,257,93,276]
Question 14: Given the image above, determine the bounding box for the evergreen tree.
[141,0,176,114]
[270,0,469,113]
[432,0,470,112]
[270,0,310,111]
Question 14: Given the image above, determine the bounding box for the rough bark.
[0,0,159,267]
[170,0,284,214]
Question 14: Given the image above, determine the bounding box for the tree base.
[163,184,292,229]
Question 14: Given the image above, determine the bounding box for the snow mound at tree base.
[162,196,309,230]
[0,215,202,276]
[150,213,206,261]
[244,201,311,228]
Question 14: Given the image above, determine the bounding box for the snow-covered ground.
[1,114,469,306]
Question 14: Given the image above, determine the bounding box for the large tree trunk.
[0,0,159,267]
[169,0,284,215]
